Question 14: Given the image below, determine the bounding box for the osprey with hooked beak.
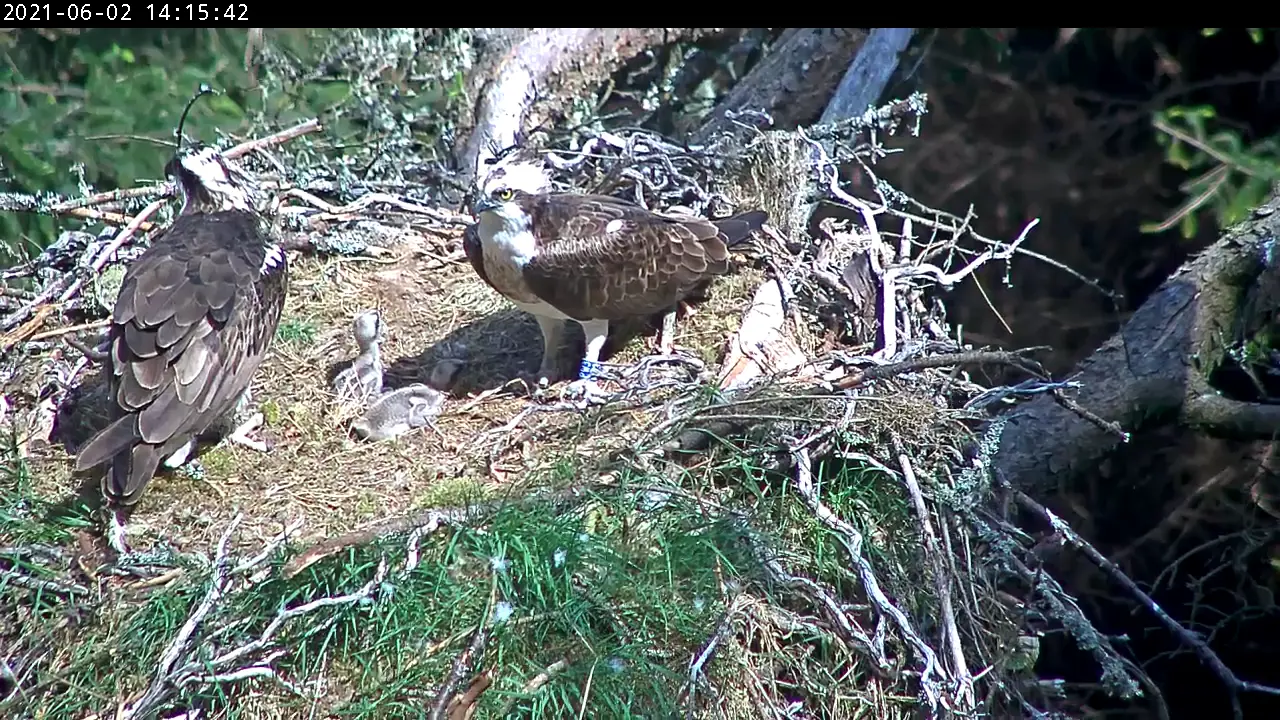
[464,159,767,397]
[75,104,288,540]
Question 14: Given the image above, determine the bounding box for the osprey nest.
[0,99,1093,720]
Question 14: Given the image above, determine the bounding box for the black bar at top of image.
[1,1,252,26]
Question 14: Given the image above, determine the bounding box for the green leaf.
[1168,141,1192,170]
[1181,211,1199,239]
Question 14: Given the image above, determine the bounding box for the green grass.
[1,408,979,719]
[0,432,92,547]
[275,316,319,346]
[1,455,759,717]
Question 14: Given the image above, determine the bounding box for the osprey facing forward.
[75,143,288,524]
[465,161,767,397]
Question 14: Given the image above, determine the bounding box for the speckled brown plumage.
[74,151,287,506]
[465,192,767,320]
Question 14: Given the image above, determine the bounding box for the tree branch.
[994,192,1280,494]
[693,28,870,143]
[456,27,734,186]
[818,28,915,124]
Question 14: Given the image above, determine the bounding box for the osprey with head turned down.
[75,94,288,537]
[464,159,767,397]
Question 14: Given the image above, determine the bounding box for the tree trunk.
[455,27,735,187]
[692,28,870,143]
[993,195,1280,495]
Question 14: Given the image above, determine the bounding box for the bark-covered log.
[455,27,734,186]
[993,191,1280,495]
[818,28,914,124]
[692,28,869,143]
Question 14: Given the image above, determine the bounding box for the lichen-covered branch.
[456,27,733,186]
[818,28,915,124]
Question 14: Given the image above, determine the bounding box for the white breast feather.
[477,213,538,267]
[491,228,538,266]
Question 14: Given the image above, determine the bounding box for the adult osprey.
[465,160,767,398]
[75,141,288,531]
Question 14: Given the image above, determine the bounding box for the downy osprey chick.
[75,140,289,529]
[465,158,767,399]
[351,384,445,442]
[333,309,384,405]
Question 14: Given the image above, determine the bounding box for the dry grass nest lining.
[18,223,970,556]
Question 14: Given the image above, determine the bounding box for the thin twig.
[123,513,243,719]
[790,446,946,716]
[26,319,109,342]
[1008,483,1280,720]
[894,442,975,713]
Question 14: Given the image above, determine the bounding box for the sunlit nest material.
[0,99,1076,719]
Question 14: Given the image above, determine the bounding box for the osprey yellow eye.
[497,188,515,201]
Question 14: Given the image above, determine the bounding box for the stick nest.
[0,93,1126,719]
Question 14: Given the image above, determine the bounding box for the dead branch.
[818,28,916,124]
[693,29,870,143]
[965,506,1145,700]
[457,28,733,185]
[833,349,1049,392]
[0,119,322,344]
[791,445,946,716]
[994,193,1280,496]
[223,118,321,162]
[681,602,738,717]
[122,515,385,720]
[0,118,321,229]
[1007,483,1280,720]
[281,481,615,579]
[431,611,492,720]
[56,199,165,304]
[894,443,975,713]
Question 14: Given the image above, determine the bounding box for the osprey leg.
[658,310,677,355]
[225,412,268,452]
[577,319,610,373]
[564,319,611,403]
[106,509,131,554]
[219,389,269,452]
[533,314,566,382]
[161,438,197,469]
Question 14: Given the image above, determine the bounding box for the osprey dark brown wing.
[520,193,766,321]
[462,222,493,289]
[75,210,288,505]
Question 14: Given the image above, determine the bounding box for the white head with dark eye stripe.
[473,161,551,232]
[166,145,256,214]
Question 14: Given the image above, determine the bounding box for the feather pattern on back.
[517,193,766,321]
[75,210,287,505]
